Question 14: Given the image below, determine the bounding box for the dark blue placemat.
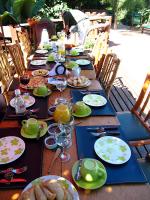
[71,90,116,116]
[75,126,147,184]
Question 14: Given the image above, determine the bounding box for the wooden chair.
[97,53,120,96]
[0,48,14,93]
[117,73,150,143]
[17,28,33,67]
[6,41,26,76]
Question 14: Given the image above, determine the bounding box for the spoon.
[48,148,61,174]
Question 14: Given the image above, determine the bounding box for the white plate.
[68,80,91,88]
[76,59,90,65]
[72,47,84,53]
[22,175,79,200]
[83,94,107,107]
[0,136,25,165]
[10,95,35,108]
[32,69,49,77]
[30,60,47,66]
[35,49,48,54]
[94,136,131,164]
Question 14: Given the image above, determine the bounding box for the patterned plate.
[30,60,47,66]
[0,136,25,165]
[76,59,90,65]
[35,49,48,54]
[94,136,131,164]
[21,175,80,200]
[83,94,107,107]
[10,95,35,108]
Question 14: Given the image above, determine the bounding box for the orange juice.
[53,104,71,123]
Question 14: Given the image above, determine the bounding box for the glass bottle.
[14,89,26,114]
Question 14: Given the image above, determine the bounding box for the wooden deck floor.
[109,77,150,159]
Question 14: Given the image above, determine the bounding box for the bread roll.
[43,180,64,200]
[34,184,47,200]
[40,183,56,200]
[19,187,35,200]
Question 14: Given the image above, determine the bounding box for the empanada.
[19,187,35,200]
[43,180,65,200]
[40,183,56,200]
[34,184,47,200]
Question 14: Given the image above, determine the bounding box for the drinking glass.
[56,129,72,162]
[55,77,67,103]
[20,74,30,86]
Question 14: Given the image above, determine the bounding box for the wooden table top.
[0,69,150,200]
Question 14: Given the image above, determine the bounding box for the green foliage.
[37,2,68,18]
[0,11,18,25]
[13,0,36,22]
[138,8,150,23]
[32,0,46,16]
[0,0,13,14]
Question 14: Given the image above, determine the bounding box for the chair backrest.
[92,32,109,69]
[131,73,150,131]
[6,41,26,76]
[97,53,120,96]
[17,28,32,66]
[18,28,32,56]
[31,19,56,48]
[0,48,14,92]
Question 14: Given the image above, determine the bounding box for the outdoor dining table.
[0,52,150,200]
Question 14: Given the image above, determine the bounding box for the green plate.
[72,106,91,118]
[21,121,48,139]
[33,89,52,97]
[72,158,107,190]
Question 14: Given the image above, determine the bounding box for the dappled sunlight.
[105,186,113,193]
[63,169,69,176]
[11,193,20,200]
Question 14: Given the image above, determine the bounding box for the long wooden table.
[0,69,150,200]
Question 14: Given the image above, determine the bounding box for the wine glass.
[56,130,71,162]
[20,74,30,86]
[55,77,67,103]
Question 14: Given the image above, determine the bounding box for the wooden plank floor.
[109,77,150,160]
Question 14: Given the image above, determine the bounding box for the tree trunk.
[113,15,118,29]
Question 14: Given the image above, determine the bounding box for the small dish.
[47,123,61,136]
[48,106,56,116]
[44,136,57,150]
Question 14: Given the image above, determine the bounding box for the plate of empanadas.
[19,175,79,200]
[67,76,91,88]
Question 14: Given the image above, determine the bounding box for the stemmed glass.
[55,127,72,162]
[20,73,30,87]
[55,77,67,103]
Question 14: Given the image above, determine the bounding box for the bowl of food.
[65,61,79,69]
[72,101,91,117]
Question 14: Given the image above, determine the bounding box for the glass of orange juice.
[53,103,71,124]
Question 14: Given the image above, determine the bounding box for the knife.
[0,178,27,184]
[74,159,82,181]
[86,126,119,131]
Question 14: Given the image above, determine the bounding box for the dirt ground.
[109,26,150,98]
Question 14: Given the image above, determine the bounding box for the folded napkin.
[71,90,116,116]
[75,126,147,184]
[0,127,44,189]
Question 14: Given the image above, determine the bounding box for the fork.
[80,90,100,95]
[0,166,27,174]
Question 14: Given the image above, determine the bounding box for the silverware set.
[0,166,27,184]
[86,126,120,137]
